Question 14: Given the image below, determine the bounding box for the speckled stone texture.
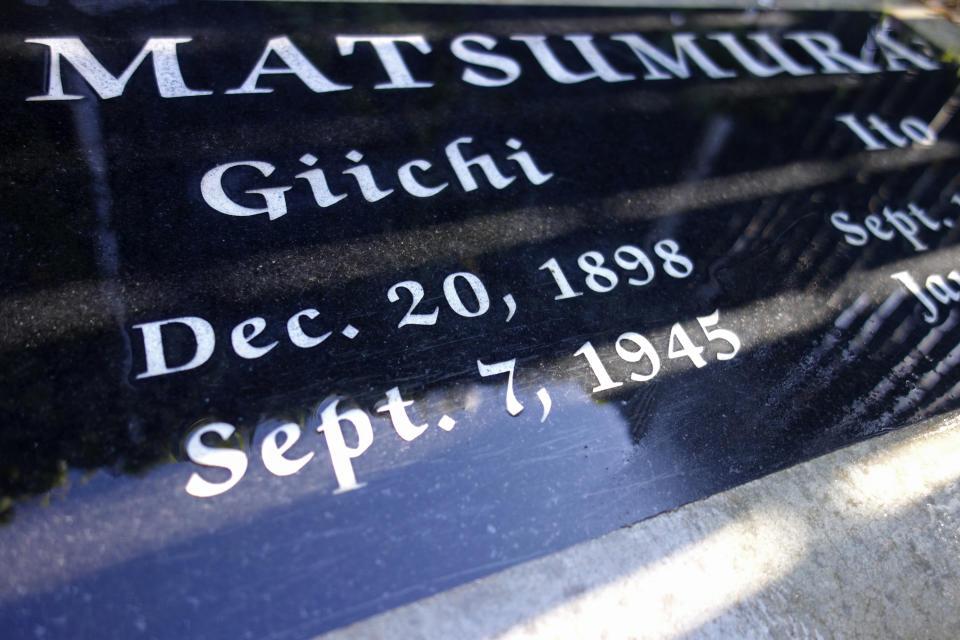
[324,410,960,639]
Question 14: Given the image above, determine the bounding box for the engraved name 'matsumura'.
[24,29,938,102]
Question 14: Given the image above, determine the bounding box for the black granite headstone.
[1,2,959,638]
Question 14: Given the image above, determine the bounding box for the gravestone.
[1,2,959,638]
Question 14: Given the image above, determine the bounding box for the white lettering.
[377,387,428,441]
[184,423,248,498]
[397,159,448,197]
[26,37,210,100]
[891,270,940,323]
[874,30,939,71]
[200,161,291,220]
[231,317,278,359]
[295,153,347,208]
[830,211,869,246]
[261,423,314,476]
[287,308,331,348]
[836,113,887,150]
[505,138,553,185]
[316,399,374,493]
[342,150,393,201]
[336,35,433,89]
[226,36,350,95]
[883,206,928,251]
[610,32,735,80]
[134,316,215,379]
[708,32,814,77]
[511,34,634,84]
[785,32,880,74]
[900,117,937,145]
[451,34,521,87]
[445,136,515,191]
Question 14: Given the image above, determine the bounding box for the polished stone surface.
[321,409,960,639]
[1,2,959,638]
